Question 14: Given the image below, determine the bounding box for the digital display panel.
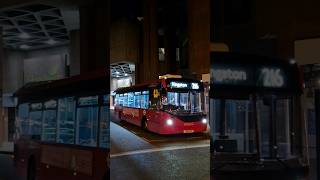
[211,66,287,88]
[210,52,301,95]
[211,66,252,86]
[257,67,285,88]
[169,81,201,90]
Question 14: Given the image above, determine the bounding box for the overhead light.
[289,59,296,65]
[116,71,120,74]
[129,64,135,71]
[46,39,57,45]
[18,32,31,39]
[20,44,31,50]
[124,73,128,76]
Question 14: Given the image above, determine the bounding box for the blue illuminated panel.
[76,107,98,147]
[57,97,76,144]
[29,103,42,137]
[100,105,109,148]
[17,103,29,135]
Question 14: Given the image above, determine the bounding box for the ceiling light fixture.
[20,44,31,49]
[46,39,57,45]
[137,17,144,21]
[289,59,296,65]
[18,32,31,39]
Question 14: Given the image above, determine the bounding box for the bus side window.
[141,91,149,109]
[123,94,128,107]
[57,97,76,144]
[17,103,30,136]
[115,94,119,105]
[42,100,57,142]
[100,95,109,148]
[128,92,134,107]
[134,92,141,108]
[76,96,99,147]
[29,103,43,139]
[119,94,123,106]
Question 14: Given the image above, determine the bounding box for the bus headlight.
[202,118,207,124]
[166,119,173,126]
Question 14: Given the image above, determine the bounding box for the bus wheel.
[27,157,36,180]
[142,117,148,131]
[103,173,108,180]
[118,112,122,121]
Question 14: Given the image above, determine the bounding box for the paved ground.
[0,154,22,180]
[110,110,210,180]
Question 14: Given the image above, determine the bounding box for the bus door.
[143,88,161,130]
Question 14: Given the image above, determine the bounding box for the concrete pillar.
[138,0,159,83]
[163,2,178,74]
[0,27,4,145]
[69,30,81,76]
[187,0,210,79]
[79,0,110,73]
[110,20,139,65]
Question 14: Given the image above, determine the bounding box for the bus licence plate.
[184,130,194,133]
[184,123,194,126]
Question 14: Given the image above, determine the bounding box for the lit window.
[57,97,76,144]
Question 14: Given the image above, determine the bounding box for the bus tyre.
[142,117,148,131]
[118,112,122,121]
[27,157,36,180]
[103,173,108,180]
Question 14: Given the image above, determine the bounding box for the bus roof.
[114,78,203,94]
[114,79,161,94]
[15,69,108,103]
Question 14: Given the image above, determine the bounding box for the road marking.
[110,144,210,158]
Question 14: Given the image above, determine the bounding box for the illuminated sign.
[212,69,247,83]
[191,83,200,90]
[170,82,188,88]
[259,68,284,88]
[169,81,201,90]
[210,52,299,94]
[211,66,287,88]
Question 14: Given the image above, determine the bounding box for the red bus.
[13,70,109,180]
[114,77,207,134]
